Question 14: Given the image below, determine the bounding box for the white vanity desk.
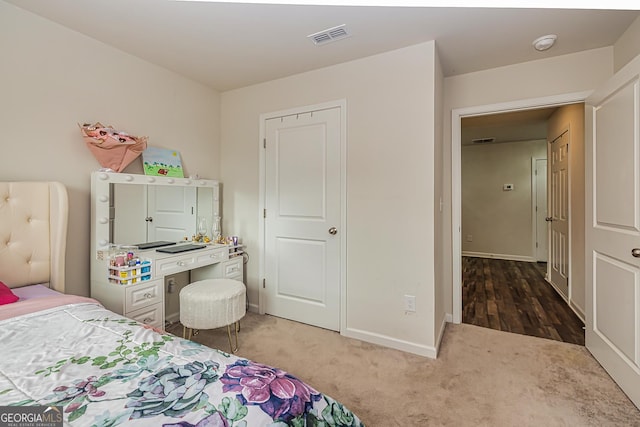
[90,172,240,329]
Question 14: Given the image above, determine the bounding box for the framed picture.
[142,147,185,177]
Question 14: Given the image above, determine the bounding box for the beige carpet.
[166,312,640,426]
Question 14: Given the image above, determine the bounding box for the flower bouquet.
[80,122,148,172]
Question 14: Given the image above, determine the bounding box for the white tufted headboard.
[0,182,68,293]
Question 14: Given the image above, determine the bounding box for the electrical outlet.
[404,295,416,312]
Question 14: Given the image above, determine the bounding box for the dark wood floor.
[462,257,585,346]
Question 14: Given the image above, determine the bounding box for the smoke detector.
[308,24,351,45]
[533,34,557,52]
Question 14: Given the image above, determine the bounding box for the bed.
[0,181,364,427]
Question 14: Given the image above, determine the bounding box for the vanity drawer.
[196,247,228,265]
[155,253,199,276]
[125,279,162,312]
[221,257,243,279]
[155,247,228,276]
[127,303,163,329]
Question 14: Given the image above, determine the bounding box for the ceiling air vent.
[471,137,496,144]
[308,24,351,46]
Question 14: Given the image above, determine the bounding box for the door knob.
[545,217,553,222]
[145,216,153,222]
[328,227,338,235]
[632,248,640,258]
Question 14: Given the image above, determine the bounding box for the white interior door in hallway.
[263,106,343,331]
[549,130,570,299]
[586,53,640,409]
[534,158,548,262]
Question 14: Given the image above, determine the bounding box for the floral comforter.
[0,301,364,426]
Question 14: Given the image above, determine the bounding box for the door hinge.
[263,208,266,218]
[536,242,539,248]
[263,138,266,149]
[262,278,265,288]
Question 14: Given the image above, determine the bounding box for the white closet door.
[264,107,342,331]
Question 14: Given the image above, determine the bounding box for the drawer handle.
[142,318,152,324]
[144,293,152,299]
[211,253,221,259]
[177,261,187,267]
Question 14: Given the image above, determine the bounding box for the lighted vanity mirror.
[91,172,220,251]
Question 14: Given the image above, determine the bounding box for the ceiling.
[4,1,639,92]
[4,1,637,142]
[461,107,559,146]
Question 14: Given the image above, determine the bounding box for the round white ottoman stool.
[180,278,246,353]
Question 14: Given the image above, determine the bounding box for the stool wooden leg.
[182,325,187,339]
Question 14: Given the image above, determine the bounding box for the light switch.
[503,184,514,191]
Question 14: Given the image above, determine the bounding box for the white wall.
[0,1,221,296]
[221,41,439,356]
[462,140,547,261]
[614,15,640,73]
[433,45,448,350]
[443,47,614,317]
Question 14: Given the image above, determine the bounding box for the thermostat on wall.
[503,184,514,191]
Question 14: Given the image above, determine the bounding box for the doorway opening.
[452,93,589,344]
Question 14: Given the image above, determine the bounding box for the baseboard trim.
[341,327,437,359]
[434,313,452,356]
[462,251,536,263]
[570,301,586,323]
[543,277,586,324]
[248,302,260,313]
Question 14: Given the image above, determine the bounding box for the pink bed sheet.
[0,294,100,321]
[12,284,61,300]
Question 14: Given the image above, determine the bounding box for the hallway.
[462,256,585,345]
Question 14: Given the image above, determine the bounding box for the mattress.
[0,296,364,426]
